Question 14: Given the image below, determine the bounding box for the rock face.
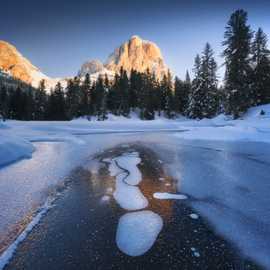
[0,40,65,90]
[0,40,51,88]
[78,60,104,77]
[105,35,168,79]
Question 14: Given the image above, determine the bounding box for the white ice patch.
[114,152,142,185]
[153,192,187,200]
[101,195,110,202]
[190,213,199,219]
[114,173,148,210]
[116,211,163,256]
[106,152,148,211]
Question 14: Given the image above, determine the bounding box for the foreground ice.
[0,103,270,267]
[116,211,163,256]
[0,198,54,270]
[153,139,270,269]
[107,153,148,210]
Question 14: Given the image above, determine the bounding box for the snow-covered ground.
[1,104,270,169]
[0,104,270,269]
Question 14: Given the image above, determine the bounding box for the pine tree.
[0,86,8,120]
[66,77,81,119]
[201,43,219,117]
[118,67,130,116]
[140,69,155,120]
[222,9,253,118]
[162,70,174,119]
[187,54,203,118]
[129,69,139,110]
[174,76,190,114]
[9,86,25,120]
[95,75,107,120]
[251,28,270,105]
[187,45,219,119]
[81,73,92,118]
[47,82,66,120]
[185,70,191,85]
[35,79,47,120]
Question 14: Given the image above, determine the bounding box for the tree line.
[0,9,270,121]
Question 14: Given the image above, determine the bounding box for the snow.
[153,192,187,200]
[0,135,34,168]
[116,211,163,256]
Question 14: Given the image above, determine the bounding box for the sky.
[1,0,270,80]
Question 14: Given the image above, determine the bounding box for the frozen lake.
[0,132,270,269]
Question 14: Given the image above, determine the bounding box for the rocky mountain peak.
[104,35,168,79]
[78,59,104,77]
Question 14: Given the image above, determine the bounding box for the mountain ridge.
[0,36,169,90]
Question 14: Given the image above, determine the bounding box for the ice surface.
[116,211,163,256]
[153,192,187,200]
[0,198,54,270]
[1,103,270,267]
[154,140,270,269]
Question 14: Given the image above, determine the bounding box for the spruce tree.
[118,67,130,116]
[251,28,270,105]
[222,9,253,118]
[66,77,81,119]
[201,43,219,117]
[161,70,174,118]
[81,73,92,117]
[0,86,8,120]
[95,75,107,120]
[35,79,47,120]
[129,69,139,110]
[187,54,203,118]
[47,82,66,120]
[174,76,190,115]
[140,69,155,120]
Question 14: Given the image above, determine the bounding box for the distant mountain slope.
[78,35,169,80]
[1,36,169,91]
[0,41,65,91]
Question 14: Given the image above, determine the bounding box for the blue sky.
[1,0,270,80]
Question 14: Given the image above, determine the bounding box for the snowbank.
[0,136,34,168]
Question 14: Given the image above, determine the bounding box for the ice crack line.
[103,150,163,256]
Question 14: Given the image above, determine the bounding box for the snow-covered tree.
[251,28,270,105]
[188,44,219,119]
[222,9,253,118]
